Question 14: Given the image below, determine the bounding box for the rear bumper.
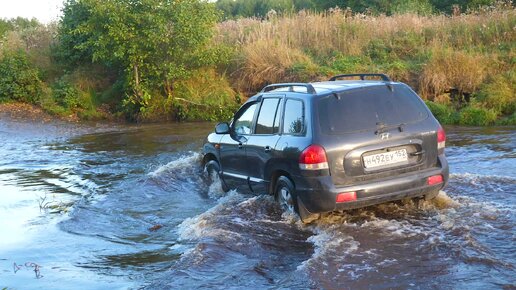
[294,155,449,214]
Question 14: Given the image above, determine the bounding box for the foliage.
[0,50,44,103]
[55,0,95,67]
[495,112,516,125]
[1,3,515,125]
[168,69,240,121]
[459,105,498,125]
[419,49,489,99]
[51,76,82,109]
[58,0,226,115]
[219,8,515,125]
[215,0,507,18]
[236,39,316,92]
[473,72,516,116]
[425,101,460,124]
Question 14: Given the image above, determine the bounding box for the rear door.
[245,96,283,193]
[315,84,437,186]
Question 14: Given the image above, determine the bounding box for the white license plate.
[363,149,408,169]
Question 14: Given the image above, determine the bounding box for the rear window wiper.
[375,122,405,135]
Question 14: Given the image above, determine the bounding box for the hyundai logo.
[380,133,390,140]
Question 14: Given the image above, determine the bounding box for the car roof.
[248,80,402,102]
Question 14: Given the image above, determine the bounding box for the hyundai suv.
[202,73,449,223]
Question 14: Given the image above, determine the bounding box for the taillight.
[299,144,329,170]
[336,192,357,203]
[437,126,446,152]
[427,174,444,186]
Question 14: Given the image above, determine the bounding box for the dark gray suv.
[202,73,448,223]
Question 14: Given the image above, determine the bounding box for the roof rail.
[329,73,392,82]
[260,83,316,94]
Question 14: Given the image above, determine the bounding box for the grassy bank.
[0,2,514,125]
[217,6,515,125]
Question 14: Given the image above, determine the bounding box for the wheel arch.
[202,153,218,166]
[269,169,294,196]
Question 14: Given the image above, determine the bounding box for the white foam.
[297,225,360,271]
[176,190,245,242]
[207,171,226,199]
[148,152,201,178]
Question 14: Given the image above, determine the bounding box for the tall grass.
[216,6,515,125]
[217,7,515,95]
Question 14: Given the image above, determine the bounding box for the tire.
[204,160,229,192]
[274,176,320,224]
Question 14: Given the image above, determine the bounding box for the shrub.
[458,105,498,126]
[329,54,371,74]
[474,72,516,116]
[419,49,489,99]
[288,61,320,82]
[496,112,516,126]
[139,69,240,122]
[425,101,460,124]
[51,77,82,109]
[0,50,44,103]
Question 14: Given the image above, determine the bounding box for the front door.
[219,102,258,190]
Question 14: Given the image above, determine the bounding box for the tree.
[58,0,223,110]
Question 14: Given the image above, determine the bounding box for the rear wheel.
[274,176,320,224]
[275,176,296,214]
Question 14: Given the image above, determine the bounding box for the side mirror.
[215,122,230,134]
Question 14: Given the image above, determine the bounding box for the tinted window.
[283,99,304,134]
[318,84,428,134]
[234,103,258,135]
[255,98,281,134]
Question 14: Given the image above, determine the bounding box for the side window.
[233,103,258,135]
[255,98,281,135]
[283,99,304,134]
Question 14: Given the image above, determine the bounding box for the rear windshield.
[317,84,428,134]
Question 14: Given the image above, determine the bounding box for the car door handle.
[238,143,244,149]
[264,146,271,153]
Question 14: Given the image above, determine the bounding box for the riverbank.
[0,103,63,123]
[0,5,514,124]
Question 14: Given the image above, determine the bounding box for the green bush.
[495,112,516,126]
[459,105,498,126]
[329,54,371,73]
[51,77,82,109]
[138,69,240,122]
[171,70,240,121]
[0,50,44,103]
[425,101,460,124]
[288,61,320,82]
[474,72,516,116]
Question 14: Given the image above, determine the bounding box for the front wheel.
[204,160,228,192]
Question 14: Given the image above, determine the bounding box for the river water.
[0,117,514,289]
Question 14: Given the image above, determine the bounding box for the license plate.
[363,149,408,169]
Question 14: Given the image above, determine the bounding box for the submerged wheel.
[274,176,320,224]
[204,160,228,192]
[275,176,297,214]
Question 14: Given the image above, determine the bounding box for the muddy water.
[0,117,514,289]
